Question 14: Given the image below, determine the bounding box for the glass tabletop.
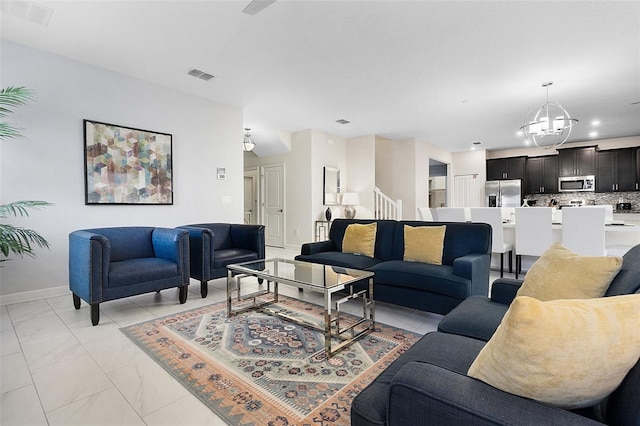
[227,258,373,290]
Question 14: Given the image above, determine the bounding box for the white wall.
[375,136,395,197]
[345,134,375,219]
[311,130,348,225]
[416,140,454,218]
[0,41,243,297]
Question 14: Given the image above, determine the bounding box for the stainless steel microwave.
[558,175,595,192]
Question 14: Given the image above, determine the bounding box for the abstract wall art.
[83,119,173,205]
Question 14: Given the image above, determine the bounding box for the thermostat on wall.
[217,167,226,180]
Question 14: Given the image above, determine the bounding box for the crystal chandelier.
[243,128,255,152]
[520,82,578,149]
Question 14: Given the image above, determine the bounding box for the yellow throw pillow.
[403,225,446,265]
[468,295,640,409]
[342,223,377,257]
[516,242,622,301]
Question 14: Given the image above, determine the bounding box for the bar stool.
[470,207,513,277]
[562,207,606,256]
[515,207,553,279]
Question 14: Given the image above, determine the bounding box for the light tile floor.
[0,246,503,425]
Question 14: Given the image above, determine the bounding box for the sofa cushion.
[370,260,470,299]
[213,248,259,269]
[92,227,156,262]
[342,222,377,257]
[437,295,509,341]
[295,251,382,270]
[606,357,640,426]
[516,242,622,301]
[403,224,445,265]
[108,258,178,287]
[467,295,640,410]
[351,332,485,426]
[394,221,492,265]
[605,243,640,296]
[329,219,398,261]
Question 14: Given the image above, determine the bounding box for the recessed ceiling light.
[516,130,524,136]
[591,120,601,126]
[336,119,350,125]
[589,131,598,138]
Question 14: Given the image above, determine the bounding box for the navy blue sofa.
[351,244,640,426]
[69,227,190,325]
[295,219,492,315]
[177,223,265,297]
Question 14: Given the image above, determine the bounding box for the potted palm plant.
[0,86,51,264]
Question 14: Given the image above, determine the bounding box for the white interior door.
[263,164,285,247]
[243,168,258,224]
[454,174,480,207]
[243,175,255,224]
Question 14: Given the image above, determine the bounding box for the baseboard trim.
[0,285,69,306]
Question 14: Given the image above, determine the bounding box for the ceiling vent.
[336,119,351,125]
[1,0,54,27]
[188,69,215,81]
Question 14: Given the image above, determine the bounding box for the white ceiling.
[2,0,639,153]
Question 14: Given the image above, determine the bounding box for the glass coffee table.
[227,258,375,357]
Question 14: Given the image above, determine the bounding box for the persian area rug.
[121,295,420,426]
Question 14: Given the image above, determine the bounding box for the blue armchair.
[69,226,190,325]
[177,223,265,297]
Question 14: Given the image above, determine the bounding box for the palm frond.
[0,86,35,140]
[0,123,24,139]
[0,201,53,219]
[0,87,35,111]
[0,224,50,258]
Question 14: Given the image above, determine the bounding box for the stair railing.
[373,187,403,220]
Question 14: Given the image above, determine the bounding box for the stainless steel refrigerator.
[485,179,522,207]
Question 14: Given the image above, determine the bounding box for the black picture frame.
[83,119,173,205]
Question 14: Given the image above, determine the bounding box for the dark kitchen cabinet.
[596,148,637,192]
[486,156,526,180]
[637,148,640,191]
[558,146,595,177]
[526,155,558,194]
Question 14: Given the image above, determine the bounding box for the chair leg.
[73,293,81,310]
[179,286,188,304]
[91,304,100,326]
[200,281,208,298]
[500,253,504,278]
[508,250,513,273]
[515,255,520,279]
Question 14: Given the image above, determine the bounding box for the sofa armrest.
[230,224,265,258]
[452,253,490,296]
[490,278,524,305]
[388,362,601,426]
[152,228,190,285]
[300,240,336,255]
[69,230,110,303]
[177,226,214,282]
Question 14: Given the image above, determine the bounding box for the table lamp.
[341,192,360,219]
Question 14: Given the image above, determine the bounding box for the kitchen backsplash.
[525,191,640,213]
